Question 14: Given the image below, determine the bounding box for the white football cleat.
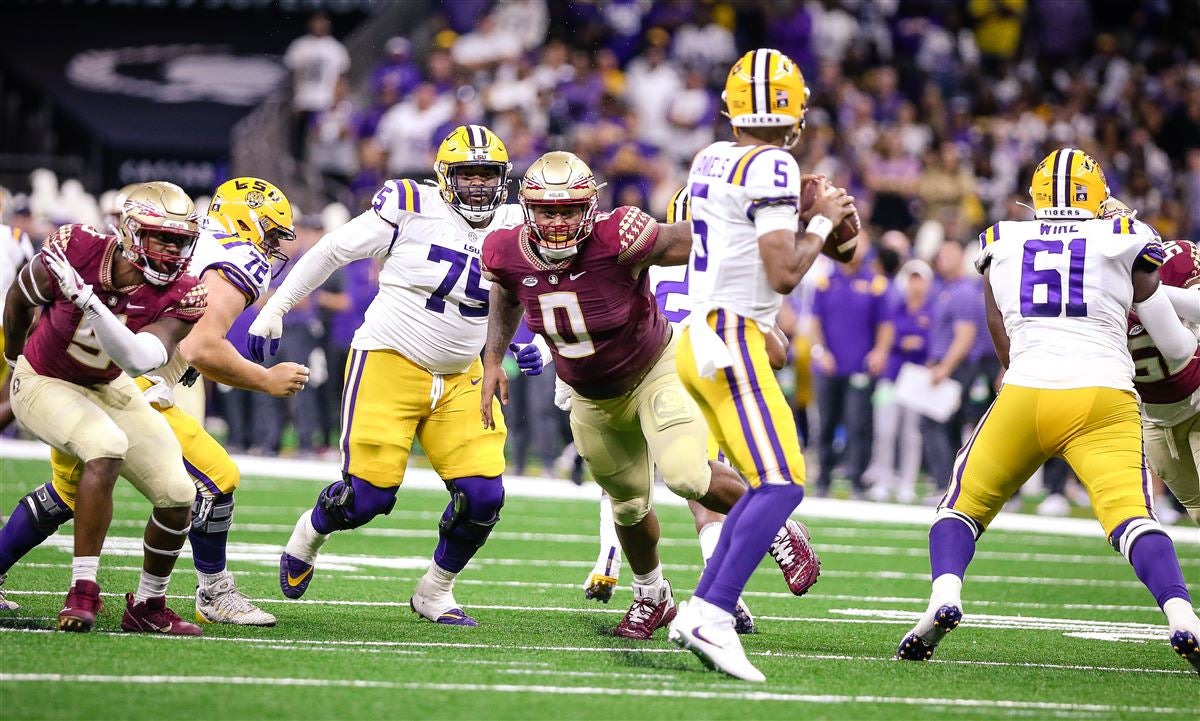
[195,573,276,627]
[668,599,765,682]
[410,577,478,626]
[0,574,19,611]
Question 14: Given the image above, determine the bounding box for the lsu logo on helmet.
[723,48,809,147]
[435,124,512,223]
[1029,148,1109,220]
[210,177,296,263]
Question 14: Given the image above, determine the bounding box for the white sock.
[698,522,722,565]
[596,495,621,577]
[134,571,171,603]
[692,595,733,623]
[71,556,100,585]
[421,561,457,596]
[930,573,963,608]
[1163,597,1200,633]
[284,510,329,564]
[197,570,229,588]
[632,564,664,593]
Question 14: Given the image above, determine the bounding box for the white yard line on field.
[0,672,1190,714]
[5,439,1195,545]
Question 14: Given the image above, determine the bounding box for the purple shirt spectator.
[883,290,932,380]
[812,266,889,376]
[928,276,990,362]
[330,259,375,348]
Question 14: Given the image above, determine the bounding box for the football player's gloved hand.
[41,243,95,310]
[247,309,284,363]
[553,375,573,412]
[141,374,175,410]
[510,342,544,376]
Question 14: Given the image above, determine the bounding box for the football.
[801,175,861,263]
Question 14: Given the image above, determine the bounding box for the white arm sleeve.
[81,298,169,377]
[754,204,800,236]
[1161,284,1200,324]
[1134,284,1198,372]
[262,212,394,316]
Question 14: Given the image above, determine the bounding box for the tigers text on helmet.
[210,177,296,264]
[723,48,809,148]
[519,151,600,262]
[435,124,512,223]
[117,181,200,285]
[1029,148,1110,220]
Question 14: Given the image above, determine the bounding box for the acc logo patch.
[522,276,538,287]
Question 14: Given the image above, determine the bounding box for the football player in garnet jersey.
[3,182,207,634]
[481,152,820,643]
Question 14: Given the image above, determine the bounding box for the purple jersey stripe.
[746,195,799,221]
[340,349,368,474]
[946,397,999,507]
[717,310,768,481]
[410,180,421,214]
[207,261,260,303]
[735,316,793,482]
[736,147,789,186]
[183,457,220,496]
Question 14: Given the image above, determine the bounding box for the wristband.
[806,215,834,242]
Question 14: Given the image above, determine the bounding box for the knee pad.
[1109,516,1167,562]
[191,492,235,534]
[440,476,505,535]
[660,457,712,501]
[82,428,129,463]
[932,507,984,540]
[609,494,651,527]
[317,475,397,531]
[21,483,74,535]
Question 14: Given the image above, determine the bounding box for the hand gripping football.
[801,175,860,263]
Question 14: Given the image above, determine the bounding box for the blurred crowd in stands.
[5,0,1198,520]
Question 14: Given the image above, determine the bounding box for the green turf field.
[0,456,1196,720]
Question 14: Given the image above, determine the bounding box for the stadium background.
[2,1,1200,717]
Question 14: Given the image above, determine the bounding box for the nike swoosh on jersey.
[470,378,482,385]
[569,271,587,281]
[286,567,314,587]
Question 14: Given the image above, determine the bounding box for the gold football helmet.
[1099,195,1136,220]
[118,181,200,285]
[723,48,809,147]
[519,151,600,261]
[434,124,512,223]
[210,177,296,263]
[1029,148,1109,220]
[666,186,690,223]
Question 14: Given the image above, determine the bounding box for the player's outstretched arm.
[180,272,309,397]
[1133,268,1198,371]
[983,269,1010,369]
[1159,284,1200,324]
[2,257,54,367]
[636,221,693,272]
[480,280,525,430]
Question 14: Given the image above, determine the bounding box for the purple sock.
[1128,531,1191,608]
[433,476,505,574]
[929,517,978,580]
[0,483,71,576]
[698,483,805,614]
[693,489,749,599]
[189,493,234,575]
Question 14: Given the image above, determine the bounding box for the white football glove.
[554,375,573,412]
[141,374,175,410]
[40,243,95,309]
[247,308,284,363]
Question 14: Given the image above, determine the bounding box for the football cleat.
[895,604,962,661]
[584,572,618,604]
[769,519,821,596]
[410,579,478,626]
[58,580,103,632]
[668,600,765,682]
[0,574,19,611]
[279,552,315,600]
[614,581,676,640]
[121,593,202,636]
[1170,629,1200,675]
[733,597,756,635]
[195,574,277,627]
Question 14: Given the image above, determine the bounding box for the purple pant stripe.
[183,458,219,495]
[1140,452,1155,519]
[340,350,368,474]
[735,317,792,482]
[717,310,768,481]
[947,398,999,507]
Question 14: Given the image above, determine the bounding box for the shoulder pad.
[607,206,659,265]
[978,222,1004,252]
[169,280,209,321]
[371,179,426,225]
[729,146,796,188]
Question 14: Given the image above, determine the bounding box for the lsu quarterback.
[0,178,308,627]
[250,125,544,625]
[895,149,1200,676]
[667,48,856,681]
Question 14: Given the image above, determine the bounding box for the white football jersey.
[151,215,274,386]
[979,217,1160,391]
[685,141,800,328]
[333,179,524,374]
[0,223,35,320]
